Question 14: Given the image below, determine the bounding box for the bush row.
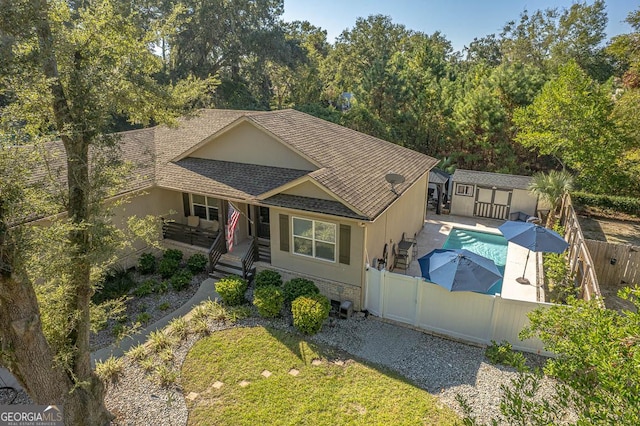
[215,269,331,335]
[573,191,640,217]
[138,250,208,277]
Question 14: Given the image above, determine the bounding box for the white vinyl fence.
[365,268,551,355]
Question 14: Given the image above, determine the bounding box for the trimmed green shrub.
[158,258,180,279]
[253,285,284,318]
[136,312,151,325]
[134,279,157,297]
[291,294,331,334]
[573,191,640,217]
[137,253,156,275]
[163,249,184,262]
[255,269,283,288]
[216,275,248,306]
[187,253,208,274]
[170,269,193,291]
[283,278,319,304]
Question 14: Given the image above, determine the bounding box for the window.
[456,184,474,197]
[191,194,219,221]
[292,217,336,262]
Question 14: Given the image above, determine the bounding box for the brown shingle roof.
[262,194,368,220]
[32,109,437,221]
[152,109,437,220]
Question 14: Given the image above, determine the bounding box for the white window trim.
[291,216,337,263]
[456,184,474,197]
[190,194,219,221]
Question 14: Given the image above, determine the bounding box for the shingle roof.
[452,169,532,190]
[262,194,368,220]
[152,109,437,220]
[429,169,450,185]
[34,109,438,221]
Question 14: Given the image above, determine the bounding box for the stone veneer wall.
[254,262,362,311]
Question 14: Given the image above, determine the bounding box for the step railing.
[208,232,225,274]
[241,237,258,280]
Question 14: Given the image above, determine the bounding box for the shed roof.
[452,169,532,190]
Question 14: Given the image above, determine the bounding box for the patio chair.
[392,243,409,273]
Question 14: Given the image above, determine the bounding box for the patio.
[405,215,541,302]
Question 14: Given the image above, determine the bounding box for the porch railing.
[241,237,258,280]
[162,220,218,248]
[208,232,225,274]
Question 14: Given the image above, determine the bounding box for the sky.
[282,0,638,52]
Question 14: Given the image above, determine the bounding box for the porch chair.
[187,215,200,228]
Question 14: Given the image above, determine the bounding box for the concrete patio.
[403,214,541,302]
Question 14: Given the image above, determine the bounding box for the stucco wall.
[281,180,337,201]
[269,207,364,300]
[189,121,317,171]
[365,173,429,265]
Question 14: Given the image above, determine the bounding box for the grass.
[182,327,459,425]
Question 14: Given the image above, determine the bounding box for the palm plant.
[528,170,574,227]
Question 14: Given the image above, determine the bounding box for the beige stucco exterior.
[365,172,429,265]
[281,180,338,201]
[189,121,317,171]
[269,206,365,304]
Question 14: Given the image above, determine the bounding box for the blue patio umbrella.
[418,249,502,292]
[498,220,569,284]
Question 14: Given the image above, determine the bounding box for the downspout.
[360,221,367,311]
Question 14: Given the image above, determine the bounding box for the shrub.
[148,330,172,353]
[139,358,155,373]
[485,340,528,372]
[137,253,156,275]
[170,269,193,291]
[216,275,248,306]
[168,317,189,340]
[133,279,157,297]
[93,265,136,303]
[136,312,152,326]
[573,191,640,217]
[95,356,124,385]
[253,285,284,318]
[291,294,331,334]
[186,253,208,274]
[126,344,147,362]
[158,302,171,311]
[158,258,180,279]
[154,364,179,387]
[155,280,169,294]
[191,318,210,336]
[255,269,283,288]
[163,249,184,262]
[283,278,319,304]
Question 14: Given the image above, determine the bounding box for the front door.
[257,206,270,239]
[474,186,512,220]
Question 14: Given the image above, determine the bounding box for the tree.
[513,60,622,193]
[0,1,212,423]
[528,170,574,227]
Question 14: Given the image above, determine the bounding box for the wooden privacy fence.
[585,240,640,287]
[364,268,551,355]
[559,194,602,301]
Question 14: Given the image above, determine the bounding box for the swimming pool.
[442,228,508,295]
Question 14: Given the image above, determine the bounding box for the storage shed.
[450,170,538,220]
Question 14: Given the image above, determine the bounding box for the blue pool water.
[442,228,508,295]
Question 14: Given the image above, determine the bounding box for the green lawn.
[181,326,460,425]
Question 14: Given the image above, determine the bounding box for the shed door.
[474,186,512,220]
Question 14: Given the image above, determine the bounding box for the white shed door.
[474,187,512,219]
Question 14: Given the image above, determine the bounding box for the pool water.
[442,228,508,295]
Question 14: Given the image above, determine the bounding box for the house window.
[456,184,474,197]
[191,194,219,221]
[292,217,336,262]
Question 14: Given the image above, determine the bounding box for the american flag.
[227,203,240,252]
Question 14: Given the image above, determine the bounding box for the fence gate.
[474,186,512,220]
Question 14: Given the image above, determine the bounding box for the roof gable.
[175,117,318,171]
